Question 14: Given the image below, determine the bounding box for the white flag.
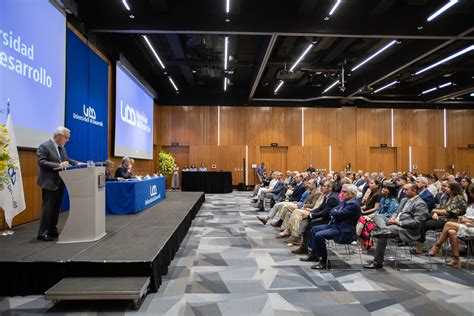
[1,114,26,228]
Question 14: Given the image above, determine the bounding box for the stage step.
[45,277,150,308]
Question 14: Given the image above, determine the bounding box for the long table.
[181,171,233,193]
[106,176,166,214]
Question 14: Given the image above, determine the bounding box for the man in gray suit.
[37,127,84,241]
[364,183,429,269]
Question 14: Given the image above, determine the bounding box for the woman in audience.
[429,183,474,267]
[460,177,471,201]
[360,179,382,215]
[333,173,342,193]
[357,183,399,249]
[415,181,467,254]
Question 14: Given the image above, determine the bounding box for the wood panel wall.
[157,106,474,185]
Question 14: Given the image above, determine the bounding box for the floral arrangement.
[158,150,175,177]
[0,124,16,190]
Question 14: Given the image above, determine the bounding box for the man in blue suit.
[302,184,361,269]
[416,176,435,211]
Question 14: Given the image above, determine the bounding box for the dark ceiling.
[67,0,474,107]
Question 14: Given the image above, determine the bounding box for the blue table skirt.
[106,176,167,214]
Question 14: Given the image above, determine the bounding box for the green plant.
[158,150,175,177]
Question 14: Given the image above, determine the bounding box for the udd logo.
[83,105,97,120]
[120,100,136,126]
[150,185,157,196]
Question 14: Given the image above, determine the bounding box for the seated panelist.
[115,156,133,179]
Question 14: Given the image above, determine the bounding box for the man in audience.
[253,172,278,208]
[426,174,438,196]
[300,184,361,269]
[415,176,435,211]
[364,183,429,269]
[396,176,408,201]
[292,181,340,255]
[257,173,305,226]
[257,172,285,212]
[306,163,316,174]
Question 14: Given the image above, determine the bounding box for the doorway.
[369,147,397,175]
[259,146,288,174]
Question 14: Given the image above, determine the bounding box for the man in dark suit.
[364,183,429,269]
[301,184,361,269]
[292,180,339,255]
[37,127,84,241]
[395,176,407,201]
[416,176,435,211]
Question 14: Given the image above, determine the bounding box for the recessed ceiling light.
[328,0,341,16]
[352,40,397,71]
[224,78,228,91]
[415,45,474,75]
[443,73,452,77]
[323,80,339,93]
[289,43,314,72]
[168,77,179,92]
[324,16,330,21]
[226,0,230,13]
[224,36,229,70]
[142,35,166,69]
[470,93,474,97]
[225,18,230,22]
[373,80,397,94]
[421,87,437,94]
[192,70,197,74]
[274,81,284,94]
[129,14,134,19]
[439,82,452,88]
[417,26,423,30]
[122,0,131,11]
[427,0,458,22]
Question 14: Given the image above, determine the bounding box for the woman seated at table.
[182,164,190,171]
[115,156,133,179]
[199,163,207,172]
[189,164,197,172]
[429,183,474,267]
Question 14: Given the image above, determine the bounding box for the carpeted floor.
[1,191,473,315]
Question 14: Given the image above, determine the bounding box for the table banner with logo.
[64,29,108,163]
[105,177,166,214]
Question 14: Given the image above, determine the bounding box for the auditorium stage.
[0,191,205,297]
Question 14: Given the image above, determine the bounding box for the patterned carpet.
[1,191,473,315]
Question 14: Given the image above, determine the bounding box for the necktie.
[58,146,65,162]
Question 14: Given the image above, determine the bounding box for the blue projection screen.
[114,64,154,160]
[0,0,66,148]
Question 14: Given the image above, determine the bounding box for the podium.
[58,166,107,243]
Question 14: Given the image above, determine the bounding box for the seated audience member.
[253,172,278,208]
[306,163,316,174]
[280,181,323,243]
[198,163,207,171]
[115,156,133,179]
[338,177,353,201]
[414,181,467,254]
[105,160,117,181]
[357,183,399,249]
[460,177,471,201]
[415,176,435,211]
[395,176,408,201]
[256,174,305,225]
[354,171,365,187]
[333,173,342,193]
[364,183,429,269]
[292,181,340,255]
[189,164,197,171]
[360,179,382,215]
[257,172,285,212]
[426,174,439,197]
[435,180,448,205]
[300,184,361,269]
[429,183,474,267]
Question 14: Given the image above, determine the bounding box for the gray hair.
[343,184,359,197]
[53,126,70,136]
[121,156,131,167]
[416,176,428,185]
[105,160,114,167]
